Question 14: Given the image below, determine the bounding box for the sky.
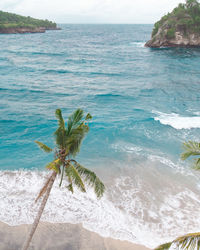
[0,0,185,24]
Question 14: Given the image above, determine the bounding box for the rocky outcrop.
[0,27,45,34]
[145,24,200,48]
[145,0,200,48]
[0,27,61,34]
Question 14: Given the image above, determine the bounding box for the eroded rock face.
[145,26,200,48]
[0,27,45,34]
[145,0,200,48]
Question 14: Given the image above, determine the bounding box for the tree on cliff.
[155,141,200,250]
[186,0,199,8]
[22,109,105,250]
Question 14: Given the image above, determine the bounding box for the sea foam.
[154,112,200,129]
[1,168,200,248]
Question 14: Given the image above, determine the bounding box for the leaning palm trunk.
[22,171,57,250]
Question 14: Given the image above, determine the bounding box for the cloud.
[0,0,185,23]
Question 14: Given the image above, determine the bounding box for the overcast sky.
[0,0,185,24]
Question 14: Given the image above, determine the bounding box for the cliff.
[145,0,200,47]
[0,10,61,34]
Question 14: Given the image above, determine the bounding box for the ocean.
[0,24,200,248]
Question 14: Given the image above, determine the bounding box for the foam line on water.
[130,42,145,47]
[1,169,200,248]
[153,111,200,129]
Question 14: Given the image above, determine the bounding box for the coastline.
[0,221,150,250]
[0,27,61,34]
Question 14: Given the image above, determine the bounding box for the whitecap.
[153,111,200,129]
[130,42,145,48]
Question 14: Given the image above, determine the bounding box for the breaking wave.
[1,167,200,249]
[154,112,200,129]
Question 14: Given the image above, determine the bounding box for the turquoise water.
[1,24,200,248]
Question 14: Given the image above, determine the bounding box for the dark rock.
[0,26,61,34]
[0,27,46,34]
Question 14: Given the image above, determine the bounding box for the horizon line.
[57,23,154,25]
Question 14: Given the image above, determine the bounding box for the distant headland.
[0,10,61,34]
[145,0,200,48]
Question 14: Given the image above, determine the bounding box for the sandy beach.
[0,221,149,250]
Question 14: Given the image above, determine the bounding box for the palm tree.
[155,141,200,250]
[22,108,105,250]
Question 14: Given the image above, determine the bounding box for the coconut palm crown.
[22,109,105,250]
[35,108,105,198]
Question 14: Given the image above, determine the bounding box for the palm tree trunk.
[22,171,57,250]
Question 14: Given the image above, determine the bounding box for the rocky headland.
[145,0,200,48]
[0,10,61,34]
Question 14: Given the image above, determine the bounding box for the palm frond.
[35,141,52,153]
[67,109,84,135]
[66,123,89,156]
[74,163,105,198]
[65,163,86,193]
[155,232,200,250]
[46,159,61,173]
[54,109,67,148]
[66,183,74,193]
[193,158,200,170]
[54,127,66,148]
[55,109,65,130]
[85,113,92,120]
[174,232,200,249]
[181,141,200,160]
[66,176,73,193]
[155,242,172,250]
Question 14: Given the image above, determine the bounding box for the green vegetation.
[22,109,105,250]
[166,27,176,39]
[152,0,200,38]
[155,140,200,249]
[0,10,57,30]
[155,232,200,249]
[181,141,200,169]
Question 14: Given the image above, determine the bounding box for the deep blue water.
[1,24,200,247]
[1,24,200,170]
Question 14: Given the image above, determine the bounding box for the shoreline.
[0,221,150,250]
[0,27,61,34]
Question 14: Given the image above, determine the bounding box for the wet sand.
[0,221,150,250]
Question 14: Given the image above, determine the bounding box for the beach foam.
[1,167,200,248]
[154,111,200,129]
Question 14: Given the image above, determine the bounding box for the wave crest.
[154,112,200,129]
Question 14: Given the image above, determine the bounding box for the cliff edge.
[145,0,200,48]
